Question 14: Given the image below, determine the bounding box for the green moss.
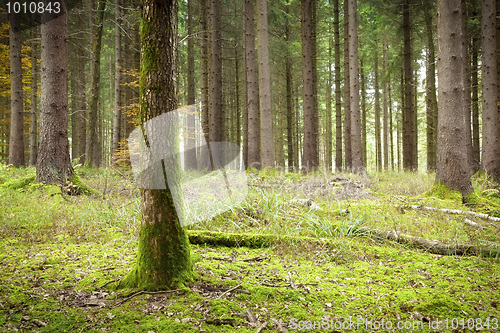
[71,174,102,197]
[466,191,500,217]
[423,181,463,203]
[0,175,35,189]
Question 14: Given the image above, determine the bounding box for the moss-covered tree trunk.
[119,0,193,291]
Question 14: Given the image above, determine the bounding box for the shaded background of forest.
[0,0,498,178]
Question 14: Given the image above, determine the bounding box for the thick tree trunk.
[403,0,417,171]
[301,0,318,171]
[343,0,351,170]
[257,0,274,168]
[348,0,364,174]
[85,0,106,168]
[8,12,24,167]
[425,0,438,173]
[199,0,210,170]
[333,0,342,171]
[435,0,473,197]
[481,0,500,181]
[119,0,193,291]
[244,0,260,169]
[36,0,73,184]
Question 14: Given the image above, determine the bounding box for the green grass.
[1,165,499,332]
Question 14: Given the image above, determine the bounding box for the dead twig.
[116,289,182,306]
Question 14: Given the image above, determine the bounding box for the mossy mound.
[421,181,463,204]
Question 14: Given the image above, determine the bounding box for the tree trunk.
[388,73,394,170]
[471,32,480,170]
[301,0,318,171]
[334,0,342,171]
[209,0,223,147]
[285,2,294,171]
[8,12,24,167]
[36,0,73,184]
[403,0,416,171]
[360,59,366,166]
[435,0,473,197]
[343,0,351,170]
[382,41,389,171]
[481,0,500,181]
[244,0,260,169]
[199,0,210,170]
[348,0,363,174]
[257,0,274,168]
[29,27,38,166]
[325,32,333,171]
[184,0,197,170]
[112,0,122,159]
[425,0,438,173]
[119,0,193,291]
[374,51,382,172]
[85,0,106,168]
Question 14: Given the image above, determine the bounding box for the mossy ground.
[1,165,499,332]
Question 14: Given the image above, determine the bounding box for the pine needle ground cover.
[1,165,499,332]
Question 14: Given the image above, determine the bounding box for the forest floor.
[1,164,500,332]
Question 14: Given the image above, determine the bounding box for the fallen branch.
[358,227,500,257]
[116,289,182,306]
[409,205,500,223]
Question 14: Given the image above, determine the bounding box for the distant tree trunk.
[425,0,438,172]
[8,12,24,167]
[199,0,209,169]
[244,0,260,169]
[119,0,193,291]
[37,0,73,184]
[29,27,38,166]
[382,41,389,171]
[360,59,366,166]
[257,0,274,168]
[184,0,197,170]
[112,0,122,159]
[374,51,382,172]
[343,0,351,170]
[436,0,473,197]
[398,68,403,171]
[403,0,417,171]
[325,32,333,171]
[311,0,319,165]
[301,0,318,171]
[209,0,223,148]
[333,0,342,171]
[481,0,500,181]
[348,0,363,174]
[285,2,294,171]
[388,73,394,170]
[85,0,106,168]
[471,32,480,170]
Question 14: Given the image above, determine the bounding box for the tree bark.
[425,0,438,173]
[301,0,318,171]
[374,51,382,172]
[360,59,366,167]
[481,0,500,181]
[184,0,197,170]
[382,41,389,171]
[348,0,363,174]
[333,0,342,172]
[343,0,351,170]
[119,0,193,291]
[209,0,223,147]
[435,0,473,197]
[244,0,260,169]
[85,0,106,168]
[471,32,480,170]
[403,0,417,171]
[29,26,38,166]
[8,12,24,167]
[257,0,274,168]
[325,31,333,171]
[112,0,122,159]
[36,0,73,184]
